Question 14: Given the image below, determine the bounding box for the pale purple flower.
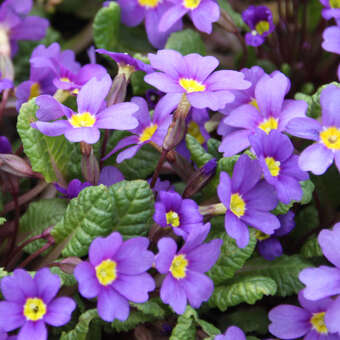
[159,0,220,35]
[155,223,222,314]
[145,50,251,112]
[215,326,246,340]
[219,71,307,157]
[320,0,340,22]
[74,232,155,322]
[32,74,139,144]
[217,154,280,248]
[242,6,275,47]
[322,25,340,55]
[286,84,340,175]
[0,268,76,340]
[0,72,13,94]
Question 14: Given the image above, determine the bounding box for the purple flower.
[145,50,251,112]
[0,72,13,94]
[98,165,124,186]
[74,232,155,322]
[104,96,171,162]
[116,0,182,48]
[96,49,153,74]
[299,223,340,302]
[155,223,222,314]
[214,326,246,340]
[159,0,220,34]
[242,6,275,47]
[217,154,280,248]
[320,0,340,22]
[32,75,139,144]
[148,177,174,194]
[322,25,340,55]
[0,268,76,340]
[269,291,340,339]
[55,179,91,199]
[257,211,295,261]
[0,0,48,56]
[286,84,340,175]
[219,71,307,157]
[249,129,309,204]
[0,136,12,154]
[154,190,203,239]
[0,330,16,340]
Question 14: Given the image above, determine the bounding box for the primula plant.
[1,0,340,339]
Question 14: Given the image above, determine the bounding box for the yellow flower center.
[179,78,206,93]
[95,259,117,286]
[258,117,278,134]
[69,112,96,128]
[320,126,340,150]
[183,0,201,9]
[170,254,188,279]
[330,0,340,8]
[166,210,180,227]
[138,0,159,8]
[139,124,158,143]
[230,193,246,218]
[60,77,71,83]
[23,298,47,321]
[310,312,328,334]
[29,82,41,100]
[188,121,205,144]
[265,157,281,177]
[255,20,270,35]
[255,230,271,241]
[249,98,259,110]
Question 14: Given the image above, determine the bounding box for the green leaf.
[239,255,313,296]
[165,29,206,56]
[0,268,7,279]
[60,309,98,340]
[108,180,154,238]
[207,138,222,160]
[93,2,120,51]
[290,205,319,241]
[50,267,77,287]
[195,319,220,337]
[208,226,257,285]
[186,134,214,168]
[117,144,160,180]
[210,275,277,311]
[51,185,114,257]
[218,0,246,29]
[0,218,6,225]
[301,236,323,258]
[271,201,293,216]
[130,54,153,95]
[170,307,197,340]
[300,180,315,205]
[17,99,77,183]
[20,199,67,254]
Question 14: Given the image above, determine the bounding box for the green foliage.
[165,29,206,56]
[17,99,77,183]
[0,218,6,225]
[108,180,154,238]
[207,138,222,160]
[210,275,277,311]
[130,54,153,95]
[301,236,323,258]
[239,255,313,296]
[60,309,98,340]
[218,0,246,29]
[93,2,120,51]
[50,267,77,286]
[290,205,319,241]
[51,185,114,257]
[20,198,67,254]
[186,134,214,168]
[0,268,7,279]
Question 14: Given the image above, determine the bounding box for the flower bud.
[0,154,39,178]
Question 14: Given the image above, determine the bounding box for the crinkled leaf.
[301,236,323,258]
[186,134,214,168]
[300,180,315,205]
[166,29,206,56]
[210,275,277,311]
[207,138,222,160]
[51,185,114,257]
[170,307,197,340]
[50,267,77,287]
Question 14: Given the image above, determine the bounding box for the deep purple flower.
[217,154,280,248]
[116,0,182,48]
[286,84,340,175]
[55,179,91,199]
[159,0,220,34]
[104,96,171,162]
[0,136,12,154]
[257,211,295,261]
[0,72,13,94]
[145,50,251,112]
[242,6,275,47]
[148,177,174,194]
[269,291,340,339]
[214,326,246,340]
[96,49,153,74]
[32,75,139,144]
[155,223,222,314]
[219,71,307,157]
[74,232,155,322]
[154,190,203,239]
[320,0,340,22]
[0,330,15,340]
[0,0,48,56]
[299,223,340,302]
[249,129,309,204]
[0,268,76,340]
[322,25,340,55]
[98,165,124,186]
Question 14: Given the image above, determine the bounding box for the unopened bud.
[107,73,128,106]
[81,144,100,185]
[0,28,11,58]
[58,257,82,274]
[0,54,14,81]
[199,203,227,216]
[183,159,217,198]
[0,154,38,178]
